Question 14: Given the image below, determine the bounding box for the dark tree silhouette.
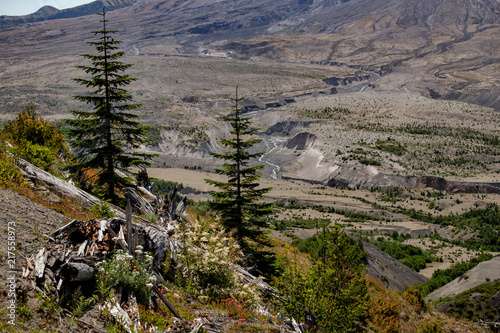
[65,9,155,202]
[205,87,273,249]
[205,88,272,248]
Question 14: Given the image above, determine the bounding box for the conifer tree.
[205,87,273,249]
[65,9,155,202]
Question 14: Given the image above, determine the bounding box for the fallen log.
[18,159,103,210]
[18,158,177,223]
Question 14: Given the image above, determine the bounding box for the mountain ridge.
[0,0,137,30]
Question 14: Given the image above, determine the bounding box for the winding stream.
[258,137,284,179]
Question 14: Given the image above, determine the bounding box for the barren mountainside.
[0,0,499,111]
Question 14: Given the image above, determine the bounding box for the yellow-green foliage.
[0,142,26,188]
[1,103,70,172]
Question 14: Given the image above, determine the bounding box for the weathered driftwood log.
[17,158,160,219]
[124,187,155,216]
[18,159,103,210]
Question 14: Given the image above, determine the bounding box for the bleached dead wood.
[125,187,155,216]
[34,248,47,278]
[18,158,168,221]
[101,295,134,333]
[291,318,302,333]
[174,197,188,221]
[190,318,204,333]
[18,159,103,210]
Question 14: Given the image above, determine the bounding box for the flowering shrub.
[177,218,259,303]
[97,246,155,304]
[220,297,249,319]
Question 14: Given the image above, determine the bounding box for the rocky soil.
[0,189,68,282]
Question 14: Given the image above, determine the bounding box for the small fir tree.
[274,225,369,332]
[65,9,155,202]
[205,87,273,249]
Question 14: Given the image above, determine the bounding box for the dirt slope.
[360,240,428,291]
[426,255,500,302]
[0,189,67,288]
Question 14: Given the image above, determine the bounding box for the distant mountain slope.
[427,256,500,302]
[2,0,498,56]
[111,0,500,40]
[0,0,137,30]
[0,0,498,109]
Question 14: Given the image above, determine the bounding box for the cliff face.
[326,172,500,194]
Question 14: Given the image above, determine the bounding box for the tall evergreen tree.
[205,87,273,248]
[65,9,155,202]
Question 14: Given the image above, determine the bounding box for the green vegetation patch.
[398,124,500,147]
[272,218,330,231]
[275,225,369,332]
[398,204,500,252]
[374,138,406,156]
[362,233,440,272]
[436,279,500,322]
[145,125,168,146]
[343,147,382,166]
[371,186,405,203]
[274,200,382,222]
[298,106,351,119]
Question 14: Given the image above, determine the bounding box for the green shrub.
[96,247,155,304]
[90,202,115,219]
[0,143,26,188]
[375,139,406,156]
[2,104,69,155]
[13,141,56,171]
[1,103,70,173]
[274,225,369,332]
[417,322,443,333]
